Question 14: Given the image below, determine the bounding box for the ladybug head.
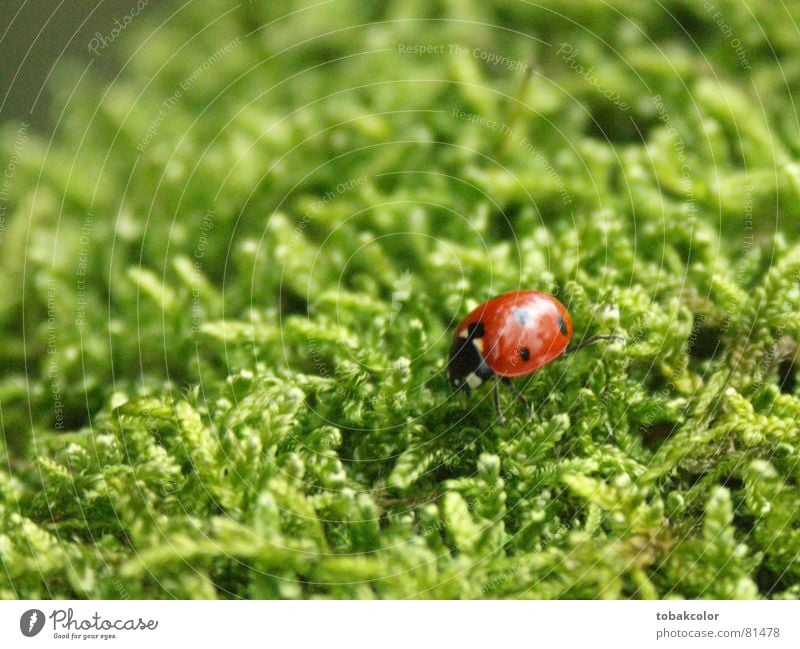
[447,321,494,394]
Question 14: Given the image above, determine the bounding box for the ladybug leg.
[564,334,624,355]
[492,380,506,424]
[502,377,532,419]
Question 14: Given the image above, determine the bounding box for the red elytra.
[454,290,572,378]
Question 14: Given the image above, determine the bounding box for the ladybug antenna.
[564,334,624,356]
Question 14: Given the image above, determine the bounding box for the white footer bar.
[1,600,796,648]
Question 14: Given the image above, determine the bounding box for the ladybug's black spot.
[519,347,530,362]
[512,307,530,327]
[467,321,485,339]
[557,315,568,337]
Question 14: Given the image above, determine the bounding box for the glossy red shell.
[454,290,573,377]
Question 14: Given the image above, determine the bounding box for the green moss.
[2,0,800,598]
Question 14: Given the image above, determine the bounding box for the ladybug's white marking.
[512,306,533,327]
[466,372,484,389]
[458,325,484,351]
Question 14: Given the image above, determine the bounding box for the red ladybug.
[448,290,619,420]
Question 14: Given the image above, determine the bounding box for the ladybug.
[448,290,619,421]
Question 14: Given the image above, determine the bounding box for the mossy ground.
[2,1,800,599]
